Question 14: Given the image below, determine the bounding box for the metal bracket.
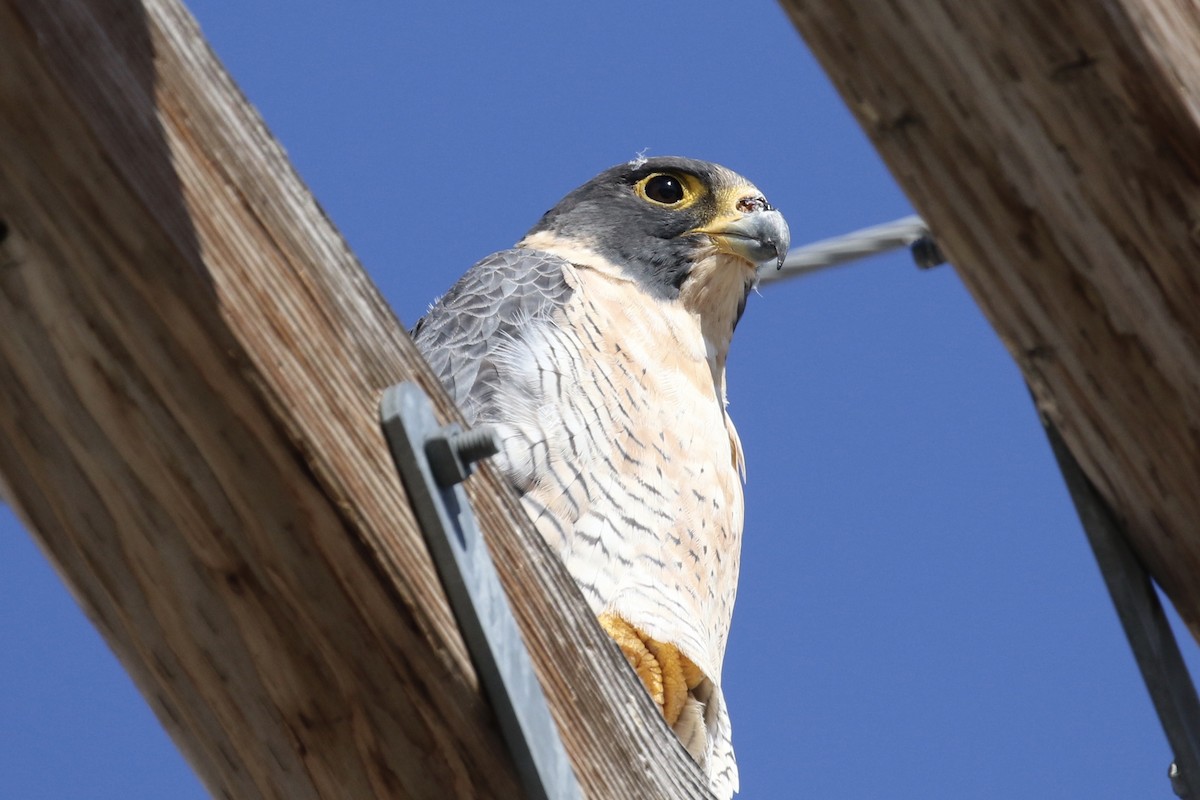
[380,382,581,800]
[1040,416,1200,797]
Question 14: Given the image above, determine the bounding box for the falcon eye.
[641,173,687,206]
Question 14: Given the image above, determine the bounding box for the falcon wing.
[412,247,574,434]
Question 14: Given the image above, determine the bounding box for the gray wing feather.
[412,248,573,423]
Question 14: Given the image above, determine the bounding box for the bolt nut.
[911,235,945,269]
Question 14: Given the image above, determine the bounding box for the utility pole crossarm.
[0,1,711,797]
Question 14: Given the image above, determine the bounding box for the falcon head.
[518,156,790,300]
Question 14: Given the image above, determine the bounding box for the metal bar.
[380,382,582,800]
[760,214,942,285]
[1040,416,1200,797]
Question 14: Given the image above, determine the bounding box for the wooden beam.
[0,1,711,797]
[779,2,1200,638]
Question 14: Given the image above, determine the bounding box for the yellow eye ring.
[634,172,701,208]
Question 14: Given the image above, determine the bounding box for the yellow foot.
[597,613,704,727]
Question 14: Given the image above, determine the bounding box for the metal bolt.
[449,427,501,465]
[1171,761,1189,798]
[425,424,500,488]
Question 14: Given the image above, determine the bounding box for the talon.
[598,613,699,727]
[680,656,705,691]
[645,637,686,724]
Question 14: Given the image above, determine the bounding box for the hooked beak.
[697,206,791,270]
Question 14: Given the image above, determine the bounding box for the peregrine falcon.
[412,156,789,798]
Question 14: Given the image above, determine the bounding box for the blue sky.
[2,2,1196,798]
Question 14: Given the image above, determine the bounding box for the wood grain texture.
[779,2,1200,636]
[0,1,711,797]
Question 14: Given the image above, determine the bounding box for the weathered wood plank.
[0,1,710,797]
[780,1,1200,637]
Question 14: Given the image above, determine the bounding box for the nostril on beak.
[736,195,769,214]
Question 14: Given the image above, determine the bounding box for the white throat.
[677,251,755,390]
